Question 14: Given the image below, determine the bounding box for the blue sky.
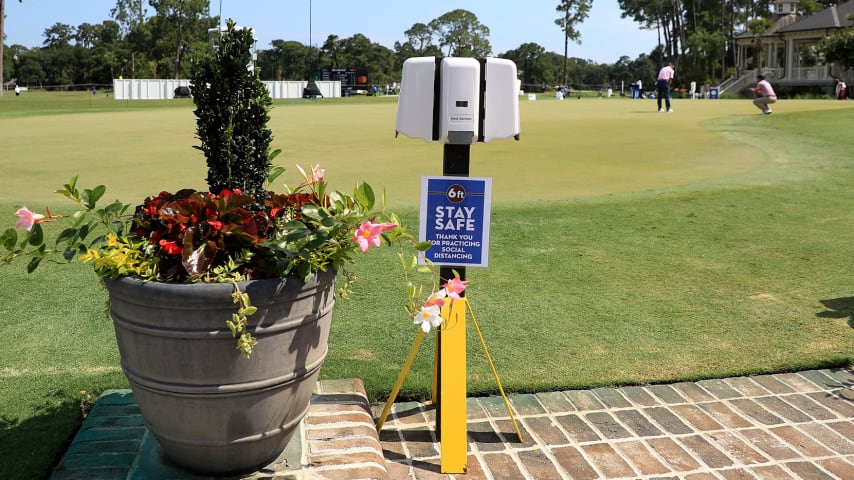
[4,1,659,64]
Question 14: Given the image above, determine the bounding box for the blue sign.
[419,176,492,267]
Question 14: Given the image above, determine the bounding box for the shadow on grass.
[0,390,82,480]
[817,296,854,330]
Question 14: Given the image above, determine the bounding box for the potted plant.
[1,19,434,476]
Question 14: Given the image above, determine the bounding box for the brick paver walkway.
[51,368,852,479]
[376,368,853,479]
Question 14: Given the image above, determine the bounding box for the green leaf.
[267,165,285,185]
[56,228,78,246]
[354,182,375,210]
[1,228,18,251]
[26,256,42,273]
[81,185,107,209]
[28,224,44,247]
[415,241,434,252]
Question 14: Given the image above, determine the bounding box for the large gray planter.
[104,269,337,475]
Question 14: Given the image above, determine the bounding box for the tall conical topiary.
[191,19,273,200]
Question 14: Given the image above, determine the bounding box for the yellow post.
[375,330,426,433]
[439,298,467,474]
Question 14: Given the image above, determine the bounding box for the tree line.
[2,0,852,95]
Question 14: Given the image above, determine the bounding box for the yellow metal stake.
[439,298,468,474]
[375,330,426,433]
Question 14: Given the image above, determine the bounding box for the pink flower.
[352,221,383,252]
[442,277,469,300]
[422,290,447,309]
[15,207,45,232]
[297,164,325,185]
[312,164,325,183]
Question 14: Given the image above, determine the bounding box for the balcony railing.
[789,66,831,81]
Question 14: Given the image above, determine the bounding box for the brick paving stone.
[705,431,769,465]
[493,419,532,446]
[739,428,800,460]
[310,435,382,454]
[725,376,772,397]
[400,428,440,458]
[517,449,564,480]
[671,404,726,431]
[826,419,854,439]
[697,378,743,399]
[393,401,431,426]
[784,461,837,480]
[644,407,695,434]
[696,402,754,429]
[672,382,717,403]
[729,398,785,425]
[679,434,734,469]
[523,416,570,446]
[535,391,575,413]
[775,372,826,392]
[751,374,796,394]
[310,451,386,468]
[612,440,671,475]
[797,422,854,454]
[751,464,799,479]
[509,393,548,416]
[718,468,758,480]
[808,391,854,417]
[754,395,813,423]
[309,423,379,441]
[581,443,636,478]
[564,389,606,411]
[312,465,390,480]
[379,429,408,461]
[413,463,450,480]
[770,425,835,457]
[468,421,504,453]
[551,446,599,480]
[799,370,841,390]
[464,454,489,480]
[823,367,854,385]
[478,395,513,418]
[385,460,413,479]
[648,384,690,404]
[684,472,719,479]
[647,437,703,471]
[817,457,854,479]
[555,413,601,443]
[613,409,664,437]
[780,393,839,421]
[480,452,524,480]
[592,387,632,408]
[619,385,660,406]
[466,397,488,421]
[584,412,632,439]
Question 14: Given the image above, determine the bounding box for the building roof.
[735,0,854,39]
[777,0,854,32]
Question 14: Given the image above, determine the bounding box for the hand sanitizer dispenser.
[396,56,520,145]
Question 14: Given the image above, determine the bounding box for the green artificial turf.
[0,91,852,478]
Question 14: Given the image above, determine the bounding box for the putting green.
[1,95,849,208]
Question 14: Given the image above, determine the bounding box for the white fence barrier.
[112,79,341,100]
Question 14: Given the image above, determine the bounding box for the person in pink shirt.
[749,74,777,114]
[656,63,675,112]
